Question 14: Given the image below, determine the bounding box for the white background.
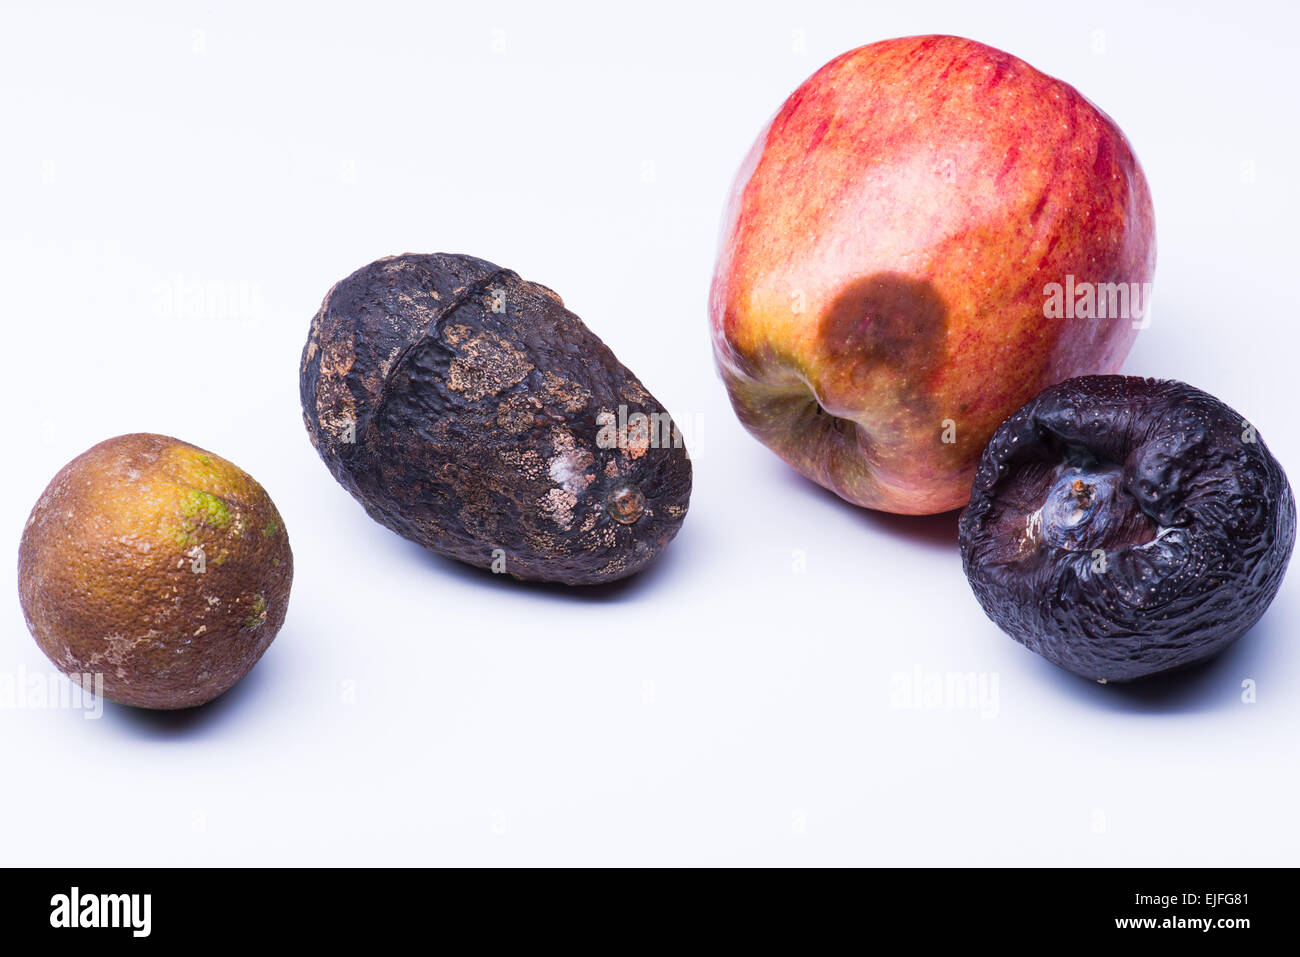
[2,0,1297,866]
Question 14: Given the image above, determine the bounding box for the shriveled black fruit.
[958,375,1295,683]
[300,253,692,585]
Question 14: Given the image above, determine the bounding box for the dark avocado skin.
[959,375,1295,682]
[300,253,692,585]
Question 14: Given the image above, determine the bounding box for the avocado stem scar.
[606,484,646,525]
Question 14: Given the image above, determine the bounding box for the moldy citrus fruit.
[17,433,293,709]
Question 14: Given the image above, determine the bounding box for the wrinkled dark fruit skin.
[958,375,1295,682]
[300,253,692,585]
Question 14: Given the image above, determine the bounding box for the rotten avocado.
[300,253,692,585]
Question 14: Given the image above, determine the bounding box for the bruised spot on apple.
[820,274,948,421]
[722,273,960,512]
[710,35,1156,515]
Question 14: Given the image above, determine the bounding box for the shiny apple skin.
[710,35,1156,515]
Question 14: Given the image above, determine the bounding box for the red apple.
[710,35,1156,514]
